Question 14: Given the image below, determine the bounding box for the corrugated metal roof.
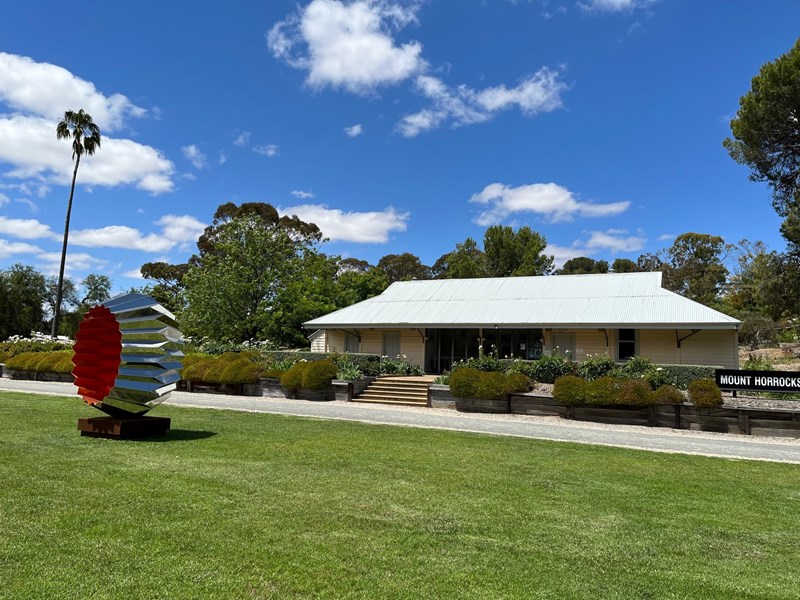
[305,272,741,330]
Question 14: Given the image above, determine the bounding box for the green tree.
[432,237,487,279]
[80,273,112,306]
[44,275,79,335]
[611,258,638,273]
[181,202,326,346]
[724,38,800,250]
[636,252,664,272]
[52,109,101,337]
[376,253,430,283]
[557,257,609,275]
[140,261,190,315]
[0,264,47,340]
[662,233,732,306]
[483,225,554,277]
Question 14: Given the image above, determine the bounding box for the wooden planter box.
[2,368,74,383]
[430,384,456,409]
[510,393,567,417]
[454,396,511,413]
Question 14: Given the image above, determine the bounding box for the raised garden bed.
[433,387,800,438]
[1,366,74,383]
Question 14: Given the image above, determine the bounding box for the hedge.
[688,379,723,407]
[449,368,530,400]
[0,339,73,363]
[5,351,75,374]
[260,351,382,377]
[180,353,259,385]
[280,360,337,390]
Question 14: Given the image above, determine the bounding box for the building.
[304,272,740,373]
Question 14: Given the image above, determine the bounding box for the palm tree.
[52,109,101,338]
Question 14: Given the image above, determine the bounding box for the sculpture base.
[78,416,171,440]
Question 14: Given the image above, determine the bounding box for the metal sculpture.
[73,293,183,438]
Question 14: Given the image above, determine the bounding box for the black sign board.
[715,369,800,393]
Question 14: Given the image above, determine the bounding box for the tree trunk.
[51,154,81,338]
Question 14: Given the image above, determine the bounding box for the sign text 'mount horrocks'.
[715,369,800,394]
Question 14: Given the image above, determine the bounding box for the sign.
[715,369,800,393]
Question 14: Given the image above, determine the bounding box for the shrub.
[380,355,422,375]
[657,365,719,390]
[452,353,503,373]
[302,360,338,389]
[553,375,588,405]
[449,367,480,399]
[335,357,363,381]
[0,338,73,363]
[279,360,337,389]
[578,354,617,381]
[621,355,655,378]
[688,379,723,407]
[502,359,537,378]
[586,376,622,406]
[652,384,685,405]
[219,358,259,385]
[617,378,654,406]
[181,357,214,382]
[532,354,574,384]
[742,354,774,371]
[281,362,308,389]
[645,367,676,389]
[4,351,75,374]
[450,369,530,400]
[505,373,532,394]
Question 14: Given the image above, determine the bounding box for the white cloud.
[0,213,205,254]
[658,233,675,242]
[69,225,176,252]
[291,190,315,199]
[584,229,645,253]
[0,193,8,208]
[253,144,279,157]
[268,0,426,94]
[546,229,645,268]
[37,251,108,276]
[122,268,144,279]
[0,114,175,194]
[578,0,655,13]
[181,172,197,181]
[344,123,363,137]
[470,182,630,225]
[0,181,50,197]
[233,131,252,147]
[155,214,207,245]
[182,144,207,169]
[397,68,566,137]
[0,52,146,131]
[218,151,227,165]
[0,238,41,259]
[0,216,57,240]
[279,203,408,243]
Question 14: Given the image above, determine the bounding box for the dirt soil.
[739,344,800,371]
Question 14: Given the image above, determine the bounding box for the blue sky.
[0,0,798,292]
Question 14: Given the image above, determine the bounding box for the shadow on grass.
[131,429,217,442]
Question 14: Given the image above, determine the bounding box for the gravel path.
[3,378,800,464]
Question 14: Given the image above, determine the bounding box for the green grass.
[1,393,799,599]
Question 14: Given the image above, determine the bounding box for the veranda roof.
[304,272,740,330]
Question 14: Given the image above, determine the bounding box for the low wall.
[1,367,74,383]
[434,388,800,438]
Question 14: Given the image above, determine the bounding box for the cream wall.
[543,328,738,368]
[357,329,426,368]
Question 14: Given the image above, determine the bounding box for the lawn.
[1,393,799,599]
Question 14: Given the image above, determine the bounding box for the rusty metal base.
[78,416,171,440]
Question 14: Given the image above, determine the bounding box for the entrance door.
[382,332,401,359]
[551,332,575,361]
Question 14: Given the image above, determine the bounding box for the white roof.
[305,272,740,330]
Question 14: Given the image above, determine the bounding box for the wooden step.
[353,397,428,407]
[353,376,432,407]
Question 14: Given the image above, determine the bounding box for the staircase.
[353,376,432,407]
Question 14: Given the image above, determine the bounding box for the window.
[618,329,636,360]
[345,333,359,353]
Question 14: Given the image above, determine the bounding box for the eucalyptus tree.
[52,109,101,337]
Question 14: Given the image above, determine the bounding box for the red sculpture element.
[72,305,122,406]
